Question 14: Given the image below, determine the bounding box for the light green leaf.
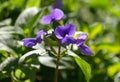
[26,0,41,8]
[107,63,120,77]
[89,23,103,39]
[10,0,25,7]
[98,43,120,54]
[11,67,36,82]
[90,0,110,9]
[67,50,91,82]
[74,57,91,82]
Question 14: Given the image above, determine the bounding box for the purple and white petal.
[76,39,84,46]
[51,8,64,20]
[41,15,52,24]
[79,44,93,55]
[36,30,47,43]
[37,30,47,37]
[76,33,88,46]
[65,24,76,37]
[22,38,37,48]
[78,33,88,41]
[55,26,65,39]
[61,36,76,44]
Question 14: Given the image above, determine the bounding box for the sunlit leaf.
[89,23,103,39]
[0,19,11,26]
[10,0,25,7]
[26,7,46,30]
[26,0,41,8]
[107,63,120,77]
[19,49,47,63]
[114,72,120,82]
[98,43,120,54]
[90,0,110,9]
[11,67,36,82]
[15,7,39,28]
[0,26,22,54]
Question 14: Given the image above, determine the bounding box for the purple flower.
[55,24,76,44]
[79,44,93,55]
[36,30,47,43]
[22,38,37,48]
[23,30,47,48]
[76,34,93,55]
[41,8,64,25]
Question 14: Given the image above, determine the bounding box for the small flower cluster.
[23,8,93,55]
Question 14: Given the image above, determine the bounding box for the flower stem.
[54,44,61,82]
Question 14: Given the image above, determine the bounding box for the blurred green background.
[0,0,120,82]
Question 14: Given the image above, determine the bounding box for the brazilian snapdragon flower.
[55,24,76,44]
[54,24,93,55]
[76,34,94,55]
[41,8,64,25]
[23,30,47,48]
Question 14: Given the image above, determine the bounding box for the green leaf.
[10,0,25,7]
[0,57,18,71]
[26,0,41,8]
[74,57,91,82]
[90,0,110,9]
[15,7,39,28]
[107,63,120,77]
[11,67,36,82]
[67,50,91,82]
[0,26,22,54]
[38,55,75,69]
[98,43,120,54]
[89,23,103,39]
[26,7,46,30]
[19,49,47,63]
[0,19,11,26]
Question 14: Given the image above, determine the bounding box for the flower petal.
[78,33,88,40]
[36,30,47,43]
[51,8,64,20]
[65,24,76,37]
[76,39,84,46]
[41,15,52,24]
[22,38,37,48]
[76,33,88,46]
[55,26,65,39]
[61,36,76,44]
[79,44,93,55]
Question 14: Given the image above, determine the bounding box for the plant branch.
[54,44,61,82]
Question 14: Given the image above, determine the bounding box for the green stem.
[54,45,61,82]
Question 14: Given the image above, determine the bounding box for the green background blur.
[0,0,120,82]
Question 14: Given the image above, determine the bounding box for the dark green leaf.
[0,57,18,71]
[67,50,91,82]
[38,55,75,69]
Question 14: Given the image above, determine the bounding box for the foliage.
[0,0,120,82]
